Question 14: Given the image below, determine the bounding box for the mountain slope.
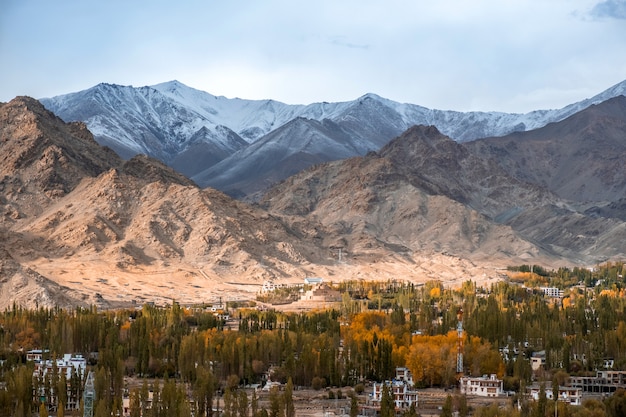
[0,96,123,222]
[39,83,249,177]
[2,97,520,309]
[193,117,372,197]
[41,80,626,197]
[466,95,626,204]
[260,125,626,264]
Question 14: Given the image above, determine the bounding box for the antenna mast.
[456,308,464,375]
[83,371,95,417]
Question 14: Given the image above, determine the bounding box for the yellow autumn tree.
[406,331,504,387]
[406,331,457,387]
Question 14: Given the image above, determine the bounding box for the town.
[1,261,626,417]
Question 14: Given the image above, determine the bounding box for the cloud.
[590,0,626,19]
[329,36,370,50]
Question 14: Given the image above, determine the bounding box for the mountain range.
[260,98,626,267]
[1,80,625,309]
[41,79,626,198]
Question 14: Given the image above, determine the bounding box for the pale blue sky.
[1,0,625,112]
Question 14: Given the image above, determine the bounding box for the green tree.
[457,394,468,417]
[380,384,394,417]
[536,383,547,417]
[350,393,359,417]
[552,375,560,416]
[402,403,418,417]
[284,378,295,417]
[605,388,626,417]
[251,389,259,417]
[129,388,141,417]
[237,390,249,417]
[140,379,150,417]
[441,395,453,417]
[269,386,282,417]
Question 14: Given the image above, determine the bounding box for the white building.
[369,368,418,410]
[31,353,87,380]
[26,349,49,362]
[394,367,414,386]
[261,281,288,293]
[459,374,504,397]
[260,280,304,293]
[540,287,564,298]
[27,351,87,412]
[528,385,583,406]
[531,351,546,371]
[304,277,324,286]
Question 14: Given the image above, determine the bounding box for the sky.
[1,0,625,113]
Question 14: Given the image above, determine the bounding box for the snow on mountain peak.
[40,78,626,191]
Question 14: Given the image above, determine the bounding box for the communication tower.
[456,308,464,375]
[83,371,95,417]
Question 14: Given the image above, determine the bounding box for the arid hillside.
[1,97,518,310]
[260,125,626,266]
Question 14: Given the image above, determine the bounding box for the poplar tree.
[251,389,259,417]
[284,378,294,417]
[441,395,453,417]
[380,384,394,417]
[237,390,248,417]
[269,386,282,417]
[349,393,359,417]
[536,383,547,417]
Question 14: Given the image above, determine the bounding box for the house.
[301,284,341,302]
[367,368,418,413]
[540,287,564,298]
[304,277,324,286]
[527,385,583,406]
[569,370,626,394]
[459,374,504,397]
[28,352,87,412]
[261,281,288,293]
[394,367,414,386]
[29,352,87,380]
[26,349,49,362]
[531,351,546,371]
[370,380,418,410]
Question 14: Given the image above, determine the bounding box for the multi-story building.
[27,350,87,412]
[540,287,564,298]
[367,368,418,414]
[527,385,583,406]
[569,370,626,394]
[31,353,87,380]
[459,374,504,397]
[394,367,414,386]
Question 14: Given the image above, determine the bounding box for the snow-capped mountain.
[41,79,626,194]
[193,117,369,198]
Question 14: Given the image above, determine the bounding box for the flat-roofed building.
[459,374,504,397]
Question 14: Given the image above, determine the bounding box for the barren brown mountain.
[466,95,626,204]
[3,96,625,310]
[260,124,626,266]
[0,98,511,310]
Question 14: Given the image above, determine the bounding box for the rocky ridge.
[260,122,626,266]
[1,97,513,310]
[41,80,626,198]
